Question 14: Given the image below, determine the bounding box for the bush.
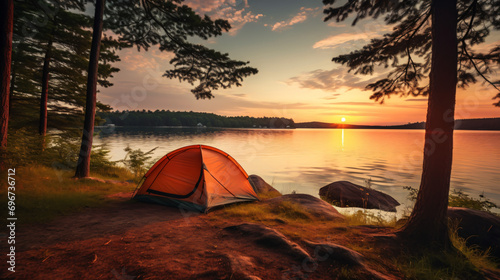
[403,186,498,213]
[449,189,498,212]
[121,146,157,178]
[2,128,45,166]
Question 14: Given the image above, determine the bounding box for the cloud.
[271,7,320,31]
[100,85,335,116]
[183,0,227,13]
[184,0,263,35]
[322,93,341,100]
[405,98,428,102]
[314,22,393,49]
[119,48,174,72]
[287,67,384,92]
[313,31,380,49]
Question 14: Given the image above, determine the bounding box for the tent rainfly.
[133,145,259,212]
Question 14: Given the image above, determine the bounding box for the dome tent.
[133,145,259,212]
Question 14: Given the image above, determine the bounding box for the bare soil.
[0,193,480,280]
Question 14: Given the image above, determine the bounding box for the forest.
[98,110,295,128]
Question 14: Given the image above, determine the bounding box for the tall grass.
[449,219,496,270]
[0,165,135,223]
[342,209,397,227]
[395,218,497,279]
[218,200,313,223]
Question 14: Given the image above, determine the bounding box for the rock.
[264,194,345,221]
[303,240,364,266]
[319,181,400,212]
[448,207,500,258]
[224,253,261,280]
[224,223,312,261]
[248,175,281,198]
[303,240,390,280]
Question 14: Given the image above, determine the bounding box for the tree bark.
[9,50,16,119]
[399,0,458,247]
[74,0,105,178]
[0,0,14,149]
[39,37,53,137]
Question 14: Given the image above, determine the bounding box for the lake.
[95,127,500,215]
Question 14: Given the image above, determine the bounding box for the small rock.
[448,207,500,258]
[224,253,261,280]
[304,240,390,280]
[248,175,282,197]
[224,223,311,261]
[319,181,400,212]
[303,240,364,266]
[264,194,345,221]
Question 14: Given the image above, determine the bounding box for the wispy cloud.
[271,7,320,31]
[286,67,385,92]
[313,31,379,49]
[184,0,263,35]
[120,48,174,72]
[314,22,393,49]
[322,93,341,100]
[405,98,428,102]
[183,0,229,13]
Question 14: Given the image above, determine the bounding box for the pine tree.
[74,0,106,178]
[74,0,259,178]
[323,0,499,246]
[9,0,121,136]
[0,0,14,149]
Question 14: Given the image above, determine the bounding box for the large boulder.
[319,181,400,212]
[248,175,281,198]
[264,194,345,221]
[448,207,500,258]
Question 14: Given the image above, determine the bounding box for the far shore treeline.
[98,110,296,129]
[98,110,500,130]
[296,118,500,130]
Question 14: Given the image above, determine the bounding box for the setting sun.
[341,117,346,122]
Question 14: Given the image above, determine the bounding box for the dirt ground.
[0,193,391,279]
[4,193,492,280]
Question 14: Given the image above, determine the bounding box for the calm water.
[95,127,500,213]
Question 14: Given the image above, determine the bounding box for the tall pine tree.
[0,0,14,150]
[323,0,499,246]
[10,0,121,137]
[74,0,259,178]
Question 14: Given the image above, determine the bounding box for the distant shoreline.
[96,116,500,131]
[296,117,500,131]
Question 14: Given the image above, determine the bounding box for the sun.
[341,117,346,122]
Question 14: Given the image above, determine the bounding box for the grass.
[2,163,498,278]
[449,219,497,270]
[215,194,499,279]
[395,250,483,280]
[394,219,498,279]
[342,209,398,227]
[219,199,314,224]
[0,165,136,223]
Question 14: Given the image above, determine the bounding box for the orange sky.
[98,0,500,125]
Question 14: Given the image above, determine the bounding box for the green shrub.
[403,186,498,213]
[120,146,157,178]
[449,189,498,212]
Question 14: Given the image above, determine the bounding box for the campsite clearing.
[2,194,403,280]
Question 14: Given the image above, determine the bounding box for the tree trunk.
[9,50,17,119]
[39,37,53,137]
[0,0,13,149]
[74,0,105,178]
[398,0,458,247]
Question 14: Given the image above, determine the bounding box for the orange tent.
[133,145,259,212]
